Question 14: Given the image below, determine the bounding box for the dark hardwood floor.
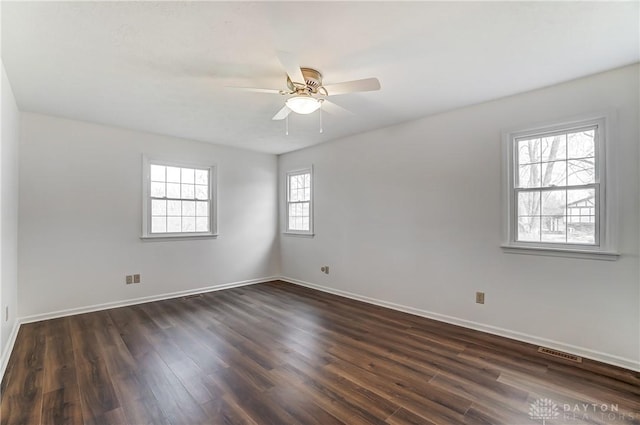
[1,281,639,425]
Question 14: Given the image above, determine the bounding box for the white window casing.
[284,167,314,236]
[141,155,218,240]
[501,112,619,260]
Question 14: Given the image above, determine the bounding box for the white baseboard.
[0,320,21,381]
[280,276,640,373]
[4,275,638,383]
[1,276,277,382]
[19,276,279,324]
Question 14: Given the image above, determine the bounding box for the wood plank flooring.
[2,281,639,425]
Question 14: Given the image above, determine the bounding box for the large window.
[142,157,217,238]
[285,168,313,235]
[503,115,617,258]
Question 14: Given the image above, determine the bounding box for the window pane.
[167,183,180,198]
[167,217,181,232]
[517,216,540,242]
[567,159,595,185]
[301,202,309,217]
[518,164,541,188]
[196,201,208,217]
[567,188,595,207]
[568,222,595,244]
[541,216,566,243]
[518,191,540,218]
[196,217,209,232]
[167,166,181,183]
[151,200,166,216]
[150,165,166,182]
[289,175,299,192]
[518,190,541,242]
[568,130,595,159]
[567,188,596,244]
[151,182,166,198]
[517,138,540,165]
[182,184,195,199]
[301,217,309,231]
[290,186,299,202]
[151,217,166,233]
[541,190,565,216]
[182,201,195,217]
[182,217,195,232]
[195,185,208,200]
[167,200,181,216]
[195,169,208,185]
[288,204,296,229]
[540,189,567,243]
[541,160,567,187]
[541,134,566,162]
[181,168,194,184]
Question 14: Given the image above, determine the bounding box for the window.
[285,168,313,235]
[503,115,618,259]
[142,157,217,239]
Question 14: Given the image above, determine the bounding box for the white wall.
[18,113,279,318]
[279,64,640,370]
[1,63,20,356]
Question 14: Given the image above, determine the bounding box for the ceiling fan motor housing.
[287,68,323,93]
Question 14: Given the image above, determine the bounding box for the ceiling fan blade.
[276,51,306,85]
[226,87,282,94]
[272,105,292,121]
[321,100,354,116]
[323,78,381,96]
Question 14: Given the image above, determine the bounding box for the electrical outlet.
[126,275,133,285]
[133,274,141,284]
[476,292,485,304]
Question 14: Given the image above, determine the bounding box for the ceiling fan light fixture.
[286,94,321,115]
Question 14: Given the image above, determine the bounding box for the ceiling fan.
[230,51,381,121]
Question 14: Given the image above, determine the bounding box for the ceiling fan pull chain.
[319,104,323,134]
[285,114,289,136]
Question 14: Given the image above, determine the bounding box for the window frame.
[284,166,314,237]
[501,113,619,260]
[141,155,218,240]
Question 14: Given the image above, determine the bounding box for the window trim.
[284,166,314,237]
[501,112,619,260]
[141,155,218,240]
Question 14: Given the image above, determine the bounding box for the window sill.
[501,244,619,261]
[140,233,219,241]
[283,232,315,238]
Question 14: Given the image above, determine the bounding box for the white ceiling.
[2,2,638,154]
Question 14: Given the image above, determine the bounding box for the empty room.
[1,2,639,424]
